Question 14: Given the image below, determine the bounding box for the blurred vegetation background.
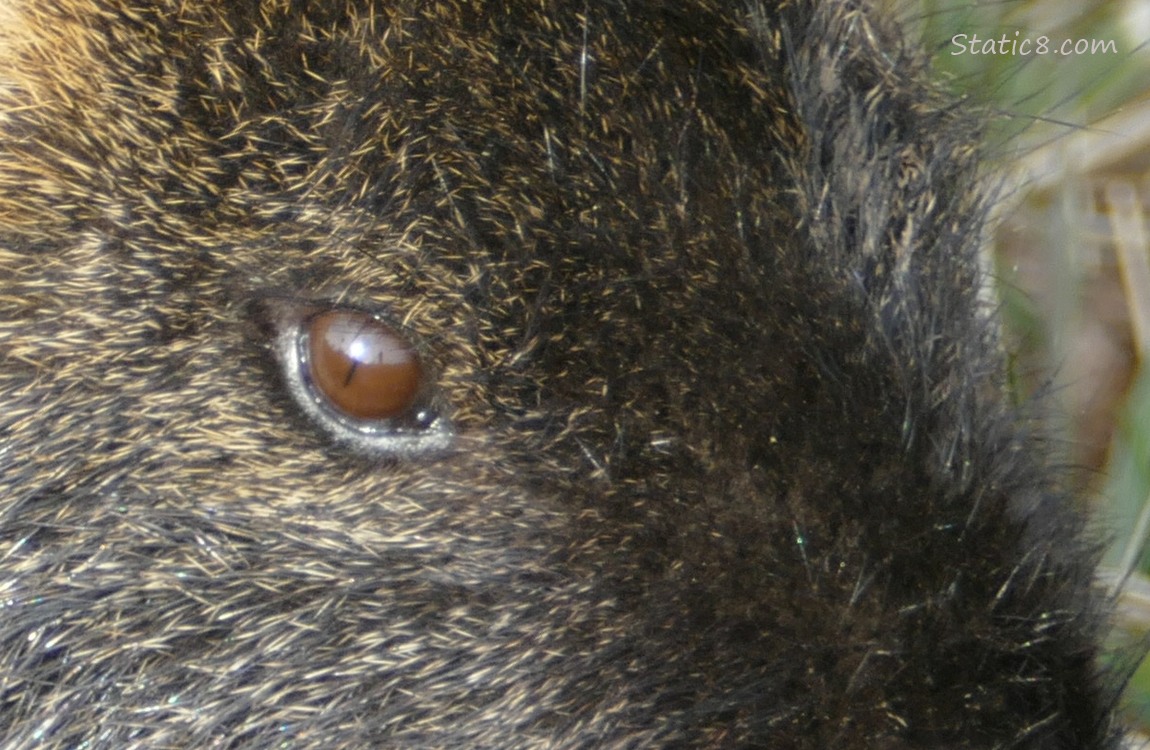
[904,0,1150,738]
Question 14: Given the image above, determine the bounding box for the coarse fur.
[0,0,1127,747]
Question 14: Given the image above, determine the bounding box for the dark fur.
[0,0,1126,747]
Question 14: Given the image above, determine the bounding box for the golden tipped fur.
[0,1,1125,747]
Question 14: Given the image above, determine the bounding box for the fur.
[0,0,1125,747]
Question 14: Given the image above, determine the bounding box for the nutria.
[0,0,1128,747]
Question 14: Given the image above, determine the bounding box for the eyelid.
[265,299,454,458]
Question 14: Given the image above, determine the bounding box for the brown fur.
[0,0,1125,747]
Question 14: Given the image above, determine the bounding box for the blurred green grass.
[906,0,1150,736]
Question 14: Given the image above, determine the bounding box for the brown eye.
[305,310,423,421]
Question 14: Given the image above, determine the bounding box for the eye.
[269,302,452,457]
[305,310,423,421]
